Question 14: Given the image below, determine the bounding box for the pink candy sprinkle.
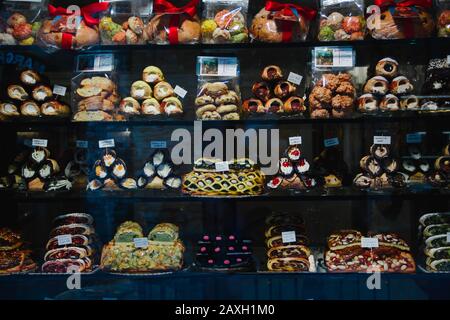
[242,246,248,251]
[216,236,222,241]
[236,258,242,262]
[214,247,221,252]
[224,260,230,265]
[229,235,235,240]
[208,259,214,264]
[228,246,234,251]
[203,235,209,241]
[200,247,206,252]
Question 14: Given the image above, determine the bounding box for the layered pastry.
[0,228,36,274]
[243,65,305,117]
[99,16,146,45]
[318,11,366,41]
[136,150,181,190]
[325,230,415,273]
[358,58,416,113]
[119,66,182,118]
[194,234,253,271]
[419,212,450,272]
[182,158,264,196]
[266,144,317,192]
[0,69,70,119]
[265,213,313,272]
[73,76,120,121]
[313,147,348,188]
[309,72,355,118]
[101,221,185,273]
[42,213,98,273]
[87,149,136,191]
[353,144,405,189]
[196,82,240,120]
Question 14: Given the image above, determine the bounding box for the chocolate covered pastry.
[313,147,348,188]
[354,144,404,189]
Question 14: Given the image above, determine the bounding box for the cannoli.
[153,81,174,101]
[32,85,52,102]
[112,159,127,179]
[164,176,182,189]
[94,160,108,179]
[119,178,137,190]
[141,98,161,115]
[261,65,283,82]
[38,159,60,179]
[102,150,117,167]
[152,150,165,167]
[370,144,390,160]
[251,82,271,101]
[142,66,164,84]
[274,81,296,99]
[119,97,141,115]
[86,179,103,191]
[130,81,152,100]
[157,163,173,179]
[20,101,40,116]
[20,70,41,85]
[30,148,50,164]
[8,85,28,101]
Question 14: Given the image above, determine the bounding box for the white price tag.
[32,139,48,147]
[98,139,115,148]
[56,234,72,246]
[324,137,339,147]
[282,231,296,244]
[287,72,303,85]
[289,136,302,145]
[77,54,114,72]
[373,136,391,145]
[215,161,229,172]
[447,55,450,67]
[361,237,379,248]
[76,140,88,148]
[173,85,187,98]
[133,237,149,248]
[447,232,450,243]
[52,85,67,96]
[151,141,167,149]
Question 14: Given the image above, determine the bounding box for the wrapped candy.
[145,0,201,44]
[318,0,366,41]
[37,3,109,50]
[0,1,43,45]
[201,0,249,44]
[250,1,316,42]
[368,0,435,40]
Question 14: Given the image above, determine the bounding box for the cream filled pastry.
[119,97,141,115]
[279,158,294,176]
[20,101,40,116]
[390,76,413,95]
[363,76,389,95]
[161,97,183,115]
[358,94,378,112]
[20,70,41,85]
[0,102,20,116]
[154,82,174,101]
[142,66,164,84]
[32,85,52,102]
[8,85,28,101]
[370,144,390,160]
[141,98,161,115]
[131,81,152,100]
[295,158,310,174]
[380,94,399,111]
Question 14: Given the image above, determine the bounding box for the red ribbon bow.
[48,3,109,49]
[265,1,316,42]
[374,0,432,8]
[153,0,199,44]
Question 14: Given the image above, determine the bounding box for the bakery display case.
[0,0,450,301]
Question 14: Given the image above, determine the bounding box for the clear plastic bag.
[0,0,44,45]
[99,0,150,45]
[72,72,121,122]
[200,0,249,44]
[195,56,241,120]
[37,2,109,51]
[437,0,450,37]
[250,1,316,43]
[318,0,366,41]
[145,0,201,44]
[368,0,435,39]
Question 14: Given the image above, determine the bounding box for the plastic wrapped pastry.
[250,1,316,42]
[201,0,249,44]
[318,0,366,41]
[145,0,201,44]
